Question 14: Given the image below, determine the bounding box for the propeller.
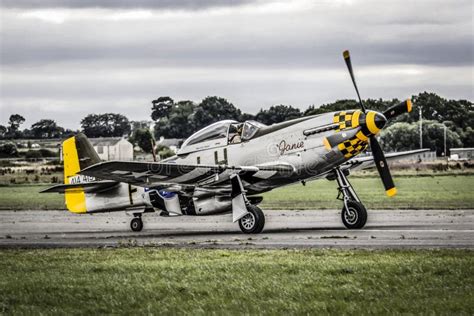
[343,50,366,113]
[383,99,412,120]
[342,50,411,197]
[369,137,396,196]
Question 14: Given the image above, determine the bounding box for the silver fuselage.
[169,112,347,195]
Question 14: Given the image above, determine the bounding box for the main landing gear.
[231,173,266,234]
[334,168,367,229]
[239,204,265,234]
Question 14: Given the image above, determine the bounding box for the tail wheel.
[130,217,143,232]
[341,200,367,229]
[239,205,265,234]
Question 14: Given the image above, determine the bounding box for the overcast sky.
[0,0,472,129]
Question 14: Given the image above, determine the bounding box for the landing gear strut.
[130,214,143,232]
[334,168,367,229]
[231,173,266,234]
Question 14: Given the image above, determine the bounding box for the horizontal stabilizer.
[40,180,119,194]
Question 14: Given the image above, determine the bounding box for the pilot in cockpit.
[229,124,243,144]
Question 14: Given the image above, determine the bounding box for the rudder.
[63,133,100,213]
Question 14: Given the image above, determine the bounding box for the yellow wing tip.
[386,187,397,197]
[323,137,331,151]
[343,50,350,59]
[406,99,412,113]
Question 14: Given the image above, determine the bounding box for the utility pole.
[444,124,447,158]
[419,105,423,149]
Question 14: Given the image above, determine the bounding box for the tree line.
[149,93,472,155]
[1,92,472,156]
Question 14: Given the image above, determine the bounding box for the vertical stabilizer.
[63,133,100,213]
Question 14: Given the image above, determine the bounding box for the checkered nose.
[323,110,388,157]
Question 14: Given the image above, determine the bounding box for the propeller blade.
[369,137,397,197]
[383,99,413,120]
[343,50,366,113]
[323,128,360,150]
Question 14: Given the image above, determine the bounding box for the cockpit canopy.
[177,119,267,155]
[181,120,237,148]
[241,120,266,140]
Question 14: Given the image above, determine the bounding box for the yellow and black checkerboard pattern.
[337,138,368,158]
[333,110,358,131]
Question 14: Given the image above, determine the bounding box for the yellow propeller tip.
[343,50,350,59]
[323,137,331,151]
[386,187,397,197]
[406,99,412,113]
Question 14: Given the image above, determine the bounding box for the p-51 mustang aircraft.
[42,51,427,233]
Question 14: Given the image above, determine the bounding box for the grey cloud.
[0,0,258,10]
[0,0,472,129]
[1,8,472,68]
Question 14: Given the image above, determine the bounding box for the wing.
[40,180,119,194]
[342,149,430,171]
[78,161,295,188]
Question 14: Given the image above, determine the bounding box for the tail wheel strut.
[130,214,143,232]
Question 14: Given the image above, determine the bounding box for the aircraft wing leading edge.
[343,149,431,171]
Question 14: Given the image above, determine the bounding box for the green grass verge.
[0,185,65,210]
[0,248,472,315]
[0,175,473,210]
[261,175,474,209]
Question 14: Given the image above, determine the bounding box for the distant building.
[413,150,437,162]
[450,148,474,160]
[381,150,437,162]
[157,136,184,153]
[89,137,134,161]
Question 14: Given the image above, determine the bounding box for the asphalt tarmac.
[0,209,472,249]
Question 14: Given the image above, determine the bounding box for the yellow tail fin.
[63,136,86,213]
[62,134,100,213]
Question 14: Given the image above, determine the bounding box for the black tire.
[130,217,143,232]
[341,200,367,229]
[239,205,265,234]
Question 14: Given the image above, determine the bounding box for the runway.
[0,209,473,249]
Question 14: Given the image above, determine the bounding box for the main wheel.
[130,217,143,232]
[341,200,367,229]
[239,205,265,234]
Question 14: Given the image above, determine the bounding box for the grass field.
[0,248,472,315]
[262,174,474,210]
[0,185,65,210]
[0,175,472,210]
